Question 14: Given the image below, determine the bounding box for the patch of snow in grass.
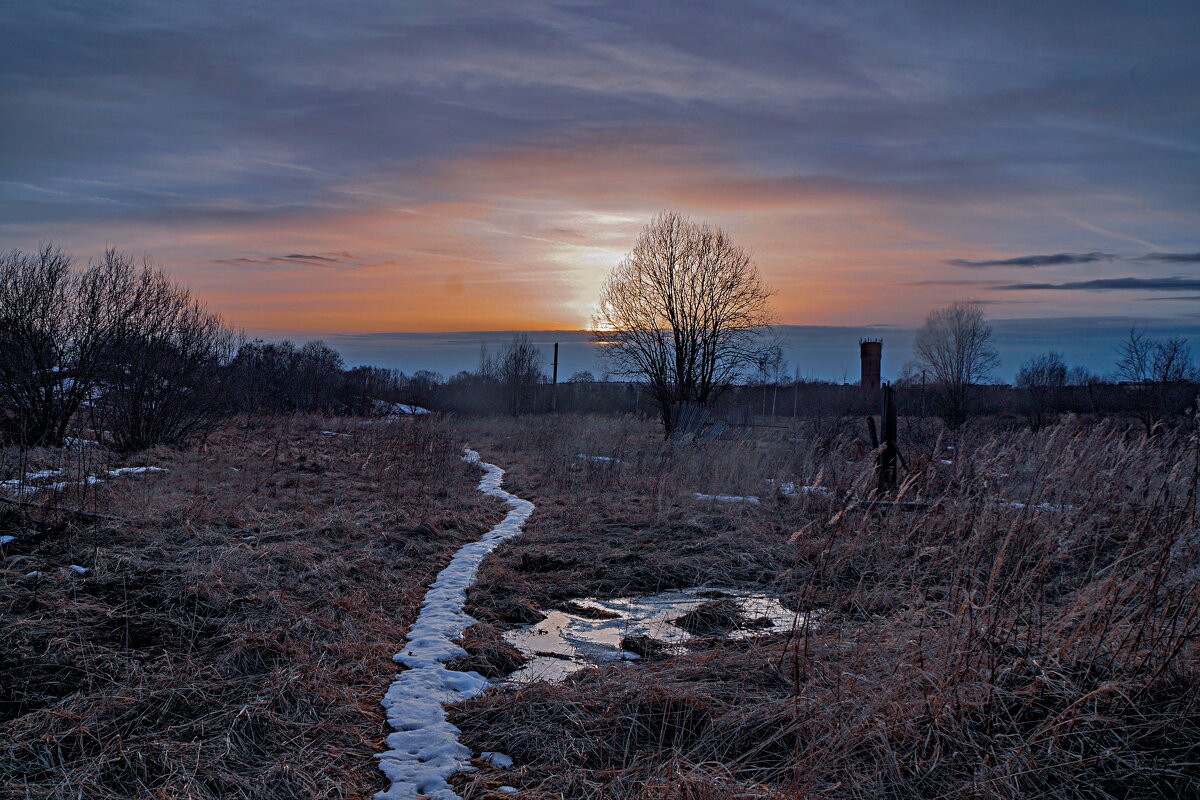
[375,448,535,800]
[391,403,430,416]
[482,751,513,768]
[576,454,620,463]
[0,535,15,545]
[68,565,88,574]
[1,469,65,496]
[106,466,168,477]
[2,466,167,497]
[1000,500,1076,512]
[767,480,831,498]
[694,492,760,505]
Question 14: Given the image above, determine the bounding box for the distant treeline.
[3,245,1196,454]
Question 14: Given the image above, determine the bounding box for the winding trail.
[375,448,534,800]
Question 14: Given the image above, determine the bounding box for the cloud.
[905,279,997,287]
[2,1,1199,331]
[213,253,348,267]
[284,253,341,262]
[947,252,1115,268]
[996,277,1200,291]
[1144,252,1200,263]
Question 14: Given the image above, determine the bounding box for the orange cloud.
[33,126,1064,333]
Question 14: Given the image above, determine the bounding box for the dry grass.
[450,412,1200,799]
[3,410,1196,799]
[0,415,503,799]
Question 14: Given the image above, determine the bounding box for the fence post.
[878,383,898,493]
[551,342,558,414]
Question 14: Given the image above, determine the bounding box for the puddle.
[503,587,799,683]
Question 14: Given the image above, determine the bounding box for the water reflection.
[503,587,798,684]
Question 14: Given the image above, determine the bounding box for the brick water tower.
[860,338,882,390]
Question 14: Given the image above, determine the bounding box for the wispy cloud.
[1144,252,1200,263]
[1,1,1198,330]
[213,253,348,267]
[996,277,1200,291]
[947,252,1115,268]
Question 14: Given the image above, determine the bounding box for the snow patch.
[0,535,15,545]
[1,469,65,496]
[1,466,165,497]
[1000,500,1076,512]
[106,466,167,477]
[482,751,513,768]
[767,480,831,498]
[375,448,535,800]
[392,402,431,416]
[576,454,620,463]
[68,565,88,574]
[694,492,760,505]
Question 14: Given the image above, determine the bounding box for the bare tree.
[594,211,773,435]
[750,342,788,417]
[294,340,346,411]
[1066,364,1100,386]
[912,300,999,427]
[481,334,544,415]
[96,262,237,453]
[228,338,348,414]
[1117,327,1198,431]
[1116,327,1155,385]
[0,245,145,446]
[1016,351,1067,431]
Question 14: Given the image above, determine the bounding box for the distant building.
[860,339,882,390]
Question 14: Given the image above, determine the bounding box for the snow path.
[375,448,534,800]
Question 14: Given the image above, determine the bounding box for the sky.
[2,1,1198,377]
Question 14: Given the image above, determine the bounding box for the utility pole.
[551,342,559,414]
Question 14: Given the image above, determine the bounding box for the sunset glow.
[2,2,1197,343]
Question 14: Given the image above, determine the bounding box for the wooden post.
[551,342,559,414]
[878,383,898,493]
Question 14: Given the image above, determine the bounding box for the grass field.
[450,414,1200,799]
[3,411,1198,799]
[1,416,503,799]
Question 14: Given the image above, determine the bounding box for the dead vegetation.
[3,408,1197,799]
[450,412,1200,799]
[0,415,502,799]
